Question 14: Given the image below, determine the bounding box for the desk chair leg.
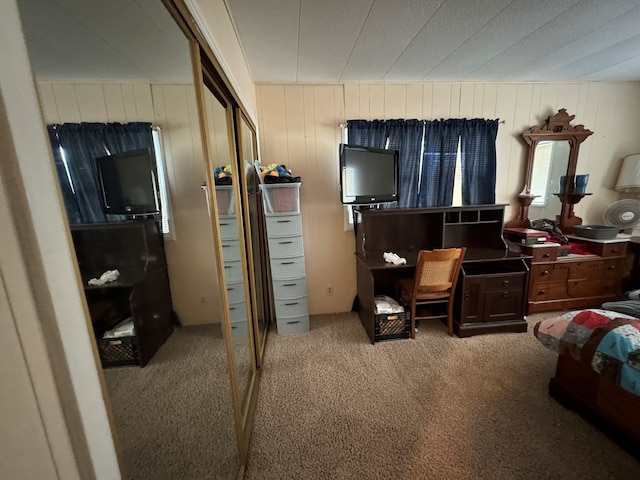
[411,304,416,339]
[446,301,453,336]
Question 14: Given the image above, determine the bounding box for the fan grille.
[603,199,640,228]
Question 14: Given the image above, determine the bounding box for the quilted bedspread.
[534,309,640,397]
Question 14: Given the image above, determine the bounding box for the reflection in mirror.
[18,0,241,477]
[203,88,253,419]
[238,116,269,364]
[529,141,570,221]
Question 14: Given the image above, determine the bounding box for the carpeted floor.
[105,313,640,479]
[244,312,640,480]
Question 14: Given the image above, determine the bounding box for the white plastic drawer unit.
[265,214,302,237]
[220,238,241,262]
[276,314,310,336]
[275,296,308,318]
[273,277,307,299]
[268,235,304,258]
[218,217,238,240]
[270,256,306,279]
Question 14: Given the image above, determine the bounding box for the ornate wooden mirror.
[507,109,593,234]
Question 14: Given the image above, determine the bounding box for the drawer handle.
[283,283,297,287]
[538,290,545,295]
[229,307,236,310]
[285,302,299,306]
[276,220,292,223]
[227,287,235,291]
[503,280,510,287]
[281,261,295,265]
[279,241,294,244]
[611,248,618,253]
[503,292,508,298]
[286,320,301,325]
[222,244,231,248]
[220,222,230,226]
[608,265,616,270]
[224,265,232,269]
[464,293,469,300]
[542,253,550,258]
[542,270,549,275]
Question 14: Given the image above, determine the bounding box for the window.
[152,127,174,238]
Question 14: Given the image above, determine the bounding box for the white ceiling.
[17,0,192,83]
[225,0,640,83]
[16,0,640,84]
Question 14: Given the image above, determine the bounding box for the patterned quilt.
[534,309,640,397]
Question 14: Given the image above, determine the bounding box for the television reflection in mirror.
[95,148,160,216]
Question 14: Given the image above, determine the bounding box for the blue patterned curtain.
[388,120,423,208]
[460,119,499,205]
[48,122,154,224]
[419,119,464,207]
[347,119,390,148]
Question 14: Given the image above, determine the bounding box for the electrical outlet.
[326,285,334,296]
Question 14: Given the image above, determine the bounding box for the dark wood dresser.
[524,236,628,314]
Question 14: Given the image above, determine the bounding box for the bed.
[533,309,640,458]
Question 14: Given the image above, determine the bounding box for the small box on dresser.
[261,182,310,335]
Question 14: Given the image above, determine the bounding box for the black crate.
[374,311,411,342]
[96,336,139,368]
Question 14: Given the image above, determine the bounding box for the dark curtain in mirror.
[48,122,154,223]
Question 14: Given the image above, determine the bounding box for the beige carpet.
[245,312,640,480]
[103,324,241,480]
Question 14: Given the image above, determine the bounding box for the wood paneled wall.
[38,82,223,326]
[256,82,640,314]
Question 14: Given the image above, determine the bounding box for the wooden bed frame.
[549,353,640,459]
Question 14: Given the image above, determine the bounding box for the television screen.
[95,148,159,215]
[339,144,399,205]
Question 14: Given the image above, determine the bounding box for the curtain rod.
[338,119,506,128]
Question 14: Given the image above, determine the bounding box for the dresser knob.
[503,292,508,298]
[538,290,545,295]
[503,280,510,287]
[464,293,470,300]
[542,270,549,275]
[608,265,615,270]
[543,253,550,258]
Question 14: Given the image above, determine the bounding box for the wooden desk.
[354,205,529,341]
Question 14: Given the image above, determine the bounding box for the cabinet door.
[483,289,524,322]
[459,276,482,323]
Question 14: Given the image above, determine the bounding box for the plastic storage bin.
[261,183,301,214]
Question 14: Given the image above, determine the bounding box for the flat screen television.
[95,148,160,215]
[339,144,399,205]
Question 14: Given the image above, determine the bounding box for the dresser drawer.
[230,320,248,340]
[228,300,247,322]
[529,282,567,301]
[273,277,307,299]
[270,256,306,279]
[600,242,627,258]
[603,258,624,277]
[218,218,238,240]
[220,238,241,262]
[268,235,305,258]
[276,314,310,335]
[223,260,244,283]
[266,214,302,237]
[530,264,568,283]
[568,260,604,279]
[522,245,557,262]
[482,272,526,291]
[275,296,308,317]
[226,281,245,304]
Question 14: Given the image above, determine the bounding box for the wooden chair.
[396,247,466,338]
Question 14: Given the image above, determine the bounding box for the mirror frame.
[508,109,593,233]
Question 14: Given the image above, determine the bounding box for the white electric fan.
[602,199,640,234]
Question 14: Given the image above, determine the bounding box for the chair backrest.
[413,247,466,294]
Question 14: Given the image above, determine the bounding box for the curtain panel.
[346,118,499,208]
[48,122,154,224]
